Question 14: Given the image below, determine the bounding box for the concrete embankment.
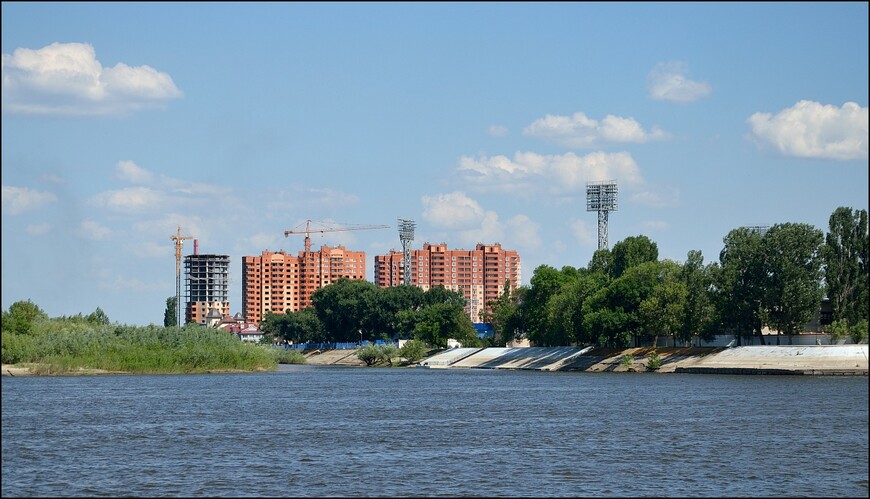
[417,345,869,375]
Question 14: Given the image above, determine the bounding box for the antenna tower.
[586,180,618,250]
[398,219,416,286]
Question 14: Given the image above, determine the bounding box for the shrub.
[398,339,428,363]
[620,354,634,369]
[646,351,662,371]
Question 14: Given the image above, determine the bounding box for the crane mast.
[170,226,194,328]
[284,219,390,252]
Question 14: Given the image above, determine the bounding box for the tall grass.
[2,320,279,374]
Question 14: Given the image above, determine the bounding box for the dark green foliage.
[824,207,869,328]
[311,278,380,342]
[260,308,325,344]
[680,250,717,343]
[164,296,177,328]
[610,235,659,279]
[761,223,825,341]
[2,299,48,336]
[716,227,767,343]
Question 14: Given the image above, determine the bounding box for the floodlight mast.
[398,219,416,286]
[586,180,618,250]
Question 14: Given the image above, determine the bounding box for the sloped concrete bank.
[416,345,869,375]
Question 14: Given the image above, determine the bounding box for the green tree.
[398,339,428,363]
[260,308,325,345]
[546,270,608,346]
[524,265,573,346]
[483,282,529,346]
[2,299,48,336]
[163,296,177,328]
[583,261,660,347]
[680,250,717,345]
[86,307,110,325]
[610,235,659,279]
[716,227,767,345]
[761,223,824,344]
[311,278,380,342]
[825,318,850,345]
[371,285,425,338]
[824,207,869,328]
[588,248,613,276]
[411,302,476,348]
[638,260,688,348]
[851,319,868,344]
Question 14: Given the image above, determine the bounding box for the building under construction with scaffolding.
[184,240,230,325]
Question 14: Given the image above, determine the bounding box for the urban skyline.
[2,3,867,326]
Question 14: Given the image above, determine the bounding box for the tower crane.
[170,226,194,328]
[284,219,390,252]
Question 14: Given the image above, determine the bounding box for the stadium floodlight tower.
[398,218,416,286]
[586,180,618,250]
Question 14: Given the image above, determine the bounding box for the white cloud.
[505,214,542,252]
[89,187,167,213]
[422,192,541,252]
[77,219,111,240]
[26,223,52,235]
[747,100,868,160]
[630,185,681,208]
[2,185,58,215]
[458,151,644,195]
[2,42,182,115]
[647,61,712,103]
[488,125,509,137]
[523,112,670,148]
[421,192,485,229]
[459,210,503,247]
[115,160,155,184]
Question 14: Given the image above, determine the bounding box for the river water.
[2,366,867,497]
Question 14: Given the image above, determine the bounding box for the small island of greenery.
[1,301,300,375]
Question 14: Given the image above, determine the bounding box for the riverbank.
[296,344,869,375]
[420,345,868,375]
[5,344,867,376]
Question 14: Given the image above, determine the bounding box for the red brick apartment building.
[242,245,367,325]
[374,243,521,323]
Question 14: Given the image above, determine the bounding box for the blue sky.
[2,2,868,326]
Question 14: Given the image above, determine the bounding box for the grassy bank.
[2,323,286,375]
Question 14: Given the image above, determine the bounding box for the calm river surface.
[2,366,868,497]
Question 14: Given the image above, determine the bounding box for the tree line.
[485,206,868,348]
[260,206,866,350]
[259,280,482,348]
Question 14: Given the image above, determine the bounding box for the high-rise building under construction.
[184,242,230,325]
[374,243,521,323]
[242,245,367,325]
